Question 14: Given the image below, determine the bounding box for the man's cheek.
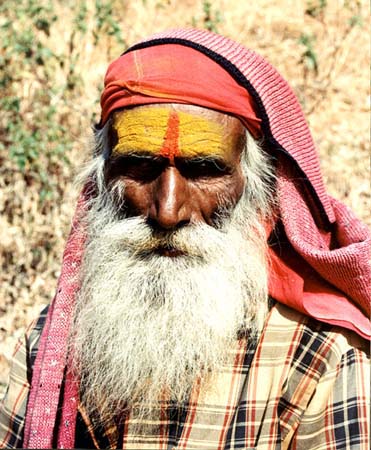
[121,180,153,216]
[208,175,245,210]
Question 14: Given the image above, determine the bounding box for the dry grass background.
[0,0,370,395]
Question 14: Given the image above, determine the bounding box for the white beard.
[70,134,273,429]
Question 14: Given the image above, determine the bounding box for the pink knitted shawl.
[23,29,371,449]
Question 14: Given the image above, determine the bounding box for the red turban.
[100,43,261,137]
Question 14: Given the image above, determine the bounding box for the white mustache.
[96,216,234,259]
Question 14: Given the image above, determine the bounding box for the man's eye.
[107,155,166,181]
[177,158,230,179]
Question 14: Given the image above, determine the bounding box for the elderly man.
[1,29,370,450]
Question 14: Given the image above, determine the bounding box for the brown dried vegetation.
[0,0,369,394]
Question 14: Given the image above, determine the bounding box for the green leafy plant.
[0,0,71,201]
[299,0,363,114]
[93,0,125,46]
[203,1,222,32]
[0,0,127,202]
[192,1,223,33]
[299,33,318,75]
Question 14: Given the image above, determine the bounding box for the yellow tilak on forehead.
[112,108,170,155]
[177,111,231,158]
[112,107,233,159]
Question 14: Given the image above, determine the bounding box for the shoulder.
[0,305,49,448]
[264,302,370,449]
[273,301,370,400]
[260,301,370,415]
[252,301,369,395]
[265,301,369,363]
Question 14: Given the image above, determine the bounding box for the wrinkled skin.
[105,104,246,242]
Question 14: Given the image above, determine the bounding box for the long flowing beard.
[70,194,269,430]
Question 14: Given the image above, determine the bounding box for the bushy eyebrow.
[180,154,226,163]
[110,150,164,160]
[111,150,230,165]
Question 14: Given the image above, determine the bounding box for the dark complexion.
[105,104,246,239]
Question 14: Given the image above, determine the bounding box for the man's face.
[105,104,246,241]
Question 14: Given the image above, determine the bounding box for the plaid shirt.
[1,302,369,449]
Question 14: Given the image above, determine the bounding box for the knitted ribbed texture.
[23,29,370,449]
[277,160,370,315]
[23,187,89,449]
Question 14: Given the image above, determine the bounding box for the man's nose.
[148,167,192,231]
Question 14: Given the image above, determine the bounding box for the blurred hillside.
[0,0,370,394]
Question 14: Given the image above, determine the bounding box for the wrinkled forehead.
[111,104,246,162]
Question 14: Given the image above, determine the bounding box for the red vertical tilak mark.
[160,111,180,161]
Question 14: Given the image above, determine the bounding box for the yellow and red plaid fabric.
[1,302,369,449]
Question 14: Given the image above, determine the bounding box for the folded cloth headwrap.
[24,28,371,449]
[100,44,262,137]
